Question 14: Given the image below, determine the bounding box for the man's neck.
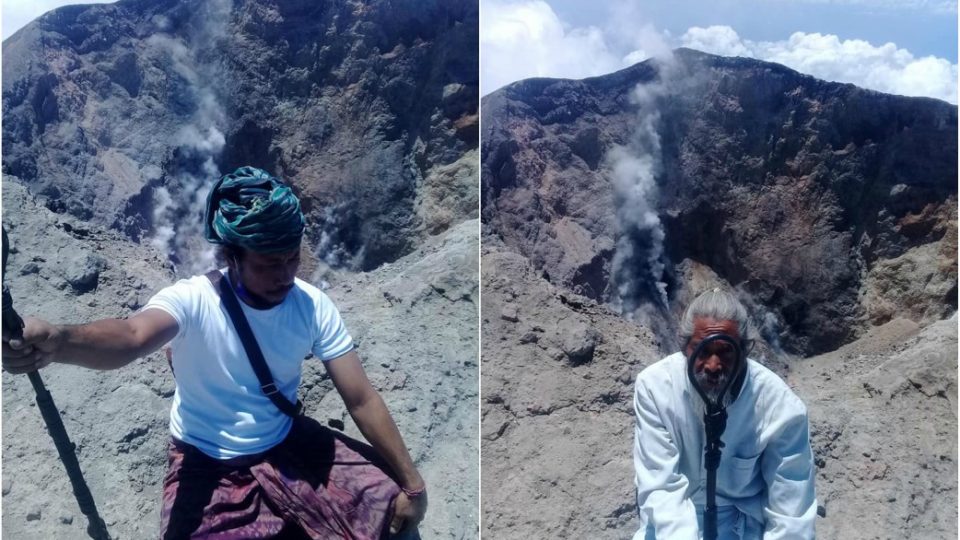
[228,269,282,310]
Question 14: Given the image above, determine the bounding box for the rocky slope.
[481,235,660,539]
[3,0,478,273]
[482,48,956,356]
[793,315,957,539]
[2,179,478,539]
[480,50,956,538]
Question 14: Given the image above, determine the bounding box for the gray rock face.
[481,48,957,355]
[481,236,661,539]
[791,316,957,539]
[64,252,107,293]
[4,0,478,272]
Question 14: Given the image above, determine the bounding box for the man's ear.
[223,246,242,272]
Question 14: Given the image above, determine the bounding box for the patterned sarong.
[160,416,402,539]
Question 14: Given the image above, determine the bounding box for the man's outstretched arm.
[325,349,427,533]
[2,309,179,373]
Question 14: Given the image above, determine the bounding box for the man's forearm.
[52,319,159,369]
[347,392,424,490]
[3,309,177,374]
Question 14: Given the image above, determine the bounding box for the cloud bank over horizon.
[481,0,957,104]
[481,1,624,93]
[680,26,958,104]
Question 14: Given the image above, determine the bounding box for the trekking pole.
[686,334,744,540]
[2,227,111,540]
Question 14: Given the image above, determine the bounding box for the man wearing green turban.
[3,166,427,539]
[204,166,305,255]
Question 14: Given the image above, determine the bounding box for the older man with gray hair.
[633,289,816,540]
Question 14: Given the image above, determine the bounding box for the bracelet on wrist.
[401,484,426,498]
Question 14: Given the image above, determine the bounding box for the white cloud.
[622,49,652,66]
[3,0,117,41]
[680,26,751,58]
[681,25,958,103]
[481,0,679,94]
[481,0,623,95]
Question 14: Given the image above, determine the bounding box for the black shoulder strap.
[205,270,303,417]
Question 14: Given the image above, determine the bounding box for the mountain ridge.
[481,47,956,355]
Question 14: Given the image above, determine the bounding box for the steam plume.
[145,1,232,276]
[608,77,670,317]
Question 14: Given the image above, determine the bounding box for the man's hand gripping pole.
[2,227,111,540]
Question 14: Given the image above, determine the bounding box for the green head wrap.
[203,166,305,253]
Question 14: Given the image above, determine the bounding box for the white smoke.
[317,230,347,267]
[312,203,365,270]
[760,310,783,353]
[165,156,220,276]
[147,34,196,84]
[308,204,366,288]
[177,125,226,153]
[608,76,671,316]
[150,186,175,254]
[144,5,233,276]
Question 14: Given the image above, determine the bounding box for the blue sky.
[482,0,958,102]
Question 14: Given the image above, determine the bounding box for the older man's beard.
[695,371,730,404]
[688,371,734,424]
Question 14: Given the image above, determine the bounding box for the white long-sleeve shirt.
[633,352,816,540]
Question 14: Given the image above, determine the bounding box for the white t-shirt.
[143,269,354,459]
